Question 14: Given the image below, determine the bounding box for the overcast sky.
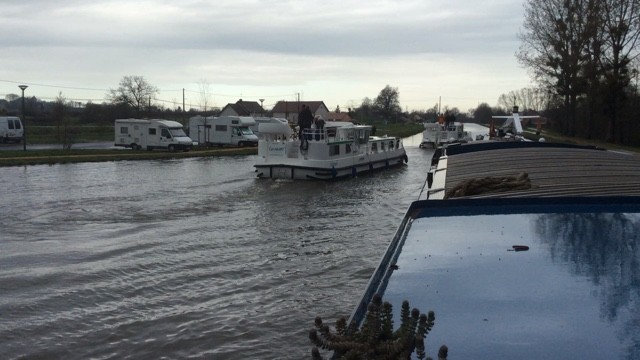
[0,0,531,113]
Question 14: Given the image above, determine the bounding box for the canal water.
[1,130,476,359]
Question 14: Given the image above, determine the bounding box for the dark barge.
[348,141,640,359]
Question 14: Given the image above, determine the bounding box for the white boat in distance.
[419,122,472,149]
[254,121,408,180]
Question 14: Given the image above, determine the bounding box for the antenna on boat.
[491,105,539,138]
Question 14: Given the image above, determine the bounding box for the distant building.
[326,111,352,122]
[219,99,266,117]
[271,101,330,124]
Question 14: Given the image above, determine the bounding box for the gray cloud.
[0,0,531,110]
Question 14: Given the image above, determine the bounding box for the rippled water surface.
[0,134,441,359]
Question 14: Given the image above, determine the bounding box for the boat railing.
[299,128,348,144]
[297,128,401,151]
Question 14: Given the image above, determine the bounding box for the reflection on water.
[535,213,640,359]
[0,135,435,359]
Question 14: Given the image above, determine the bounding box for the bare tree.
[197,80,213,145]
[374,85,401,122]
[497,87,550,113]
[108,75,159,117]
[198,79,212,115]
[5,94,19,102]
[52,92,76,150]
[517,0,598,136]
[497,92,519,111]
[601,0,640,143]
[473,103,494,124]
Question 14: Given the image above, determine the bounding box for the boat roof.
[425,141,640,200]
[351,196,640,360]
[348,141,640,359]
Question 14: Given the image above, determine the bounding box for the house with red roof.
[271,101,329,124]
[327,111,352,122]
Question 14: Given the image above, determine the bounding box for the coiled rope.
[444,172,532,199]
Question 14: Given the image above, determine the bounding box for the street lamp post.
[19,85,28,151]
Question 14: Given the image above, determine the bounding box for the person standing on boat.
[445,111,455,130]
[298,104,313,140]
[313,115,325,140]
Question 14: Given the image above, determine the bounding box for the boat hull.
[255,152,407,180]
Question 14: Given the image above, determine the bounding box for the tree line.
[518,0,640,145]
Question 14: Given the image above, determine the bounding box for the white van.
[0,116,24,144]
[188,116,258,147]
[114,119,193,151]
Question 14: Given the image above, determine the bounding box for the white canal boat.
[419,122,472,149]
[254,121,408,180]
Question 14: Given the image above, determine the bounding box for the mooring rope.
[444,172,532,199]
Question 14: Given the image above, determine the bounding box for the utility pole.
[19,85,28,151]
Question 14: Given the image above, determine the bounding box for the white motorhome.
[114,119,193,151]
[0,116,24,143]
[251,117,290,138]
[188,116,258,147]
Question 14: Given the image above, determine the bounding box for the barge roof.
[348,142,640,360]
[425,142,640,200]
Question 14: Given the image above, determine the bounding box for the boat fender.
[351,166,357,177]
[402,154,408,163]
[331,166,337,178]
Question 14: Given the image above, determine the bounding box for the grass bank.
[522,128,639,153]
[371,122,424,138]
[0,147,257,167]
[28,125,113,144]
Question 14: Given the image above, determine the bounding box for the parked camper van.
[0,116,24,143]
[251,117,290,138]
[188,116,258,147]
[114,119,193,151]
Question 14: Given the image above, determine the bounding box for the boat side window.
[358,130,369,144]
[389,141,394,149]
[371,142,378,152]
[381,142,386,151]
[346,144,351,154]
[330,144,340,156]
